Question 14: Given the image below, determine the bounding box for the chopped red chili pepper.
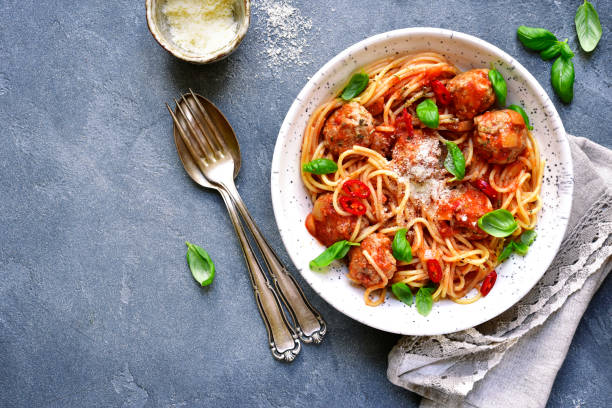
[397,108,414,138]
[430,80,451,105]
[342,179,370,199]
[480,270,497,297]
[426,259,443,283]
[339,195,367,216]
[472,178,498,199]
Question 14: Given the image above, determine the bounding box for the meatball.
[370,131,396,158]
[437,187,493,240]
[323,102,375,157]
[305,193,360,247]
[391,129,443,181]
[348,233,396,288]
[473,109,528,164]
[447,69,495,120]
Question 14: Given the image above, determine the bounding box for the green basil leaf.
[478,209,519,238]
[186,241,215,286]
[444,141,466,180]
[575,1,602,52]
[507,104,533,130]
[513,241,529,256]
[391,282,414,306]
[559,41,575,59]
[540,42,562,60]
[341,72,369,101]
[310,240,359,269]
[302,158,338,175]
[520,229,537,246]
[415,286,435,316]
[488,68,507,107]
[416,99,439,128]
[392,228,413,262]
[551,57,575,104]
[517,26,558,51]
[498,242,515,262]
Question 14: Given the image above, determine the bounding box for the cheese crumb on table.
[162,0,238,55]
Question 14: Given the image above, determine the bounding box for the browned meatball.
[437,186,493,240]
[370,131,396,158]
[391,129,443,181]
[473,109,528,164]
[323,102,375,157]
[305,194,360,247]
[348,233,396,288]
[447,69,495,120]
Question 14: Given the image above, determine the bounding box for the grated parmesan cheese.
[162,0,238,55]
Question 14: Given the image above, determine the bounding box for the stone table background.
[1,0,610,407]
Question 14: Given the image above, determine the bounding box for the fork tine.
[174,98,216,161]
[188,89,230,153]
[166,103,208,174]
[181,94,223,157]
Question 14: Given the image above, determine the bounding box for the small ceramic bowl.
[146,0,250,64]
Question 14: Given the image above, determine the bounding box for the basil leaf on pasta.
[478,209,518,238]
[341,72,369,101]
[498,242,515,262]
[575,1,602,53]
[391,282,414,306]
[488,68,507,107]
[302,158,338,175]
[444,141,466,180]
[392,228,412,262]
[551,56,575,104]
[520,229,537,246]
[186,241,215,287]
[416,99,439,128]
[508,104,533,130]
[512,241,529,256]
[416,286,435,317]
[309,240,359,269]
[517,26,558,51]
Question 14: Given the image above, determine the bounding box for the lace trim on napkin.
[388,190,612,400]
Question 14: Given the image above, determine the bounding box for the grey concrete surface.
[0,0,610,407]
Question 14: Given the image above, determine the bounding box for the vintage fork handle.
[218,188,301,362]
[222,182,327,344]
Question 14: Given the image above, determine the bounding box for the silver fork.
[167,91,325,361]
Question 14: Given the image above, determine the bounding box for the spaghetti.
[301,52,544,307]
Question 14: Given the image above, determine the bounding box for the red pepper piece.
[430,80,451,105]
[480,270,497,297]
[342,179,370,199]
[472,178,498,199]
[339,195,367,216]
[397,108,414,138]
[426,259,443,283]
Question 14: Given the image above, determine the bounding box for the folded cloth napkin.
[387,135,612,408]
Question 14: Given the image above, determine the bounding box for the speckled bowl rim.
[271,27,573,335]
[145,0,250,64]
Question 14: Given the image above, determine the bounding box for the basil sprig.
[517,26,558,51]
[551,56,575,104]
[488,68,507,106]
[415,286,435,317]
[444,141,466,181]
[540,40,573,61]
[392,229,412,262]
[498,230,537,262]
[186,241,215,286]
[302,158,338,175]
[508,104,533,130]
[416,99,439,128]
[575,1,602,52]
[341,72,369,101]
[478,209,518,238]
[391,282,414,306]
[310,240,359,269]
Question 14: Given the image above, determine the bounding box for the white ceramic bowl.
[271,28,573,335]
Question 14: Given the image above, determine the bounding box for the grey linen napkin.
[387,135,612,408]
